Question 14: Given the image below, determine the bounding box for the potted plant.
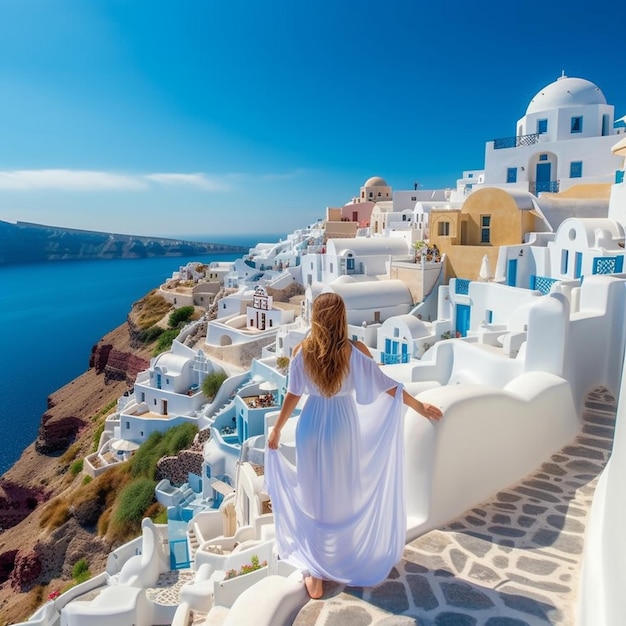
[214,555,269,608]
[276,356,290,374]
[412,240,427,263]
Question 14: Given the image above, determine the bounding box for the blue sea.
[0,233,283,474]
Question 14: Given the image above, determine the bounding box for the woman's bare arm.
[353,340,442,420]
[267,391,301,449]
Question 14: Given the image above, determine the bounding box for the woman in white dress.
[266,293,442,599]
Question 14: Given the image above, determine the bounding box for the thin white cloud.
[143,172,229,191]
[0,167,305,192]
[0,169,146,191]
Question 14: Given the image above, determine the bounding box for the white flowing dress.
[265,345,406,586]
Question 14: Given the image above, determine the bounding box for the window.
[481,215,491,243]
[411,196,416,201]
[506,167,517,183]
[468,173,474,178]
[561,249,569,274]
[486,310,493,324]
[393,328,399,337]
[571,116,583,133]
[539,154,548,161]
[125,421,130,429]
[537,119,548,134]
[438,221,450,236]
[570,161,583,178]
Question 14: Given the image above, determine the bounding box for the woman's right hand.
[267,428,281,450]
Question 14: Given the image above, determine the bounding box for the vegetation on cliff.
[131,292,201,356]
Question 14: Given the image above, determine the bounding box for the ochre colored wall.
[461,188,524,246]
[390,264,424,304]
[443,246,500,280]
[550,183,612,200]
[429,188,540,281]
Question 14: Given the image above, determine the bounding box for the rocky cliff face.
[32,333,150,456]
[0,315,154,624]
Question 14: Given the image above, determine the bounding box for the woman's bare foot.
[304,575,323,599]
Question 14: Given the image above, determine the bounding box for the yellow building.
[429,187,540,280]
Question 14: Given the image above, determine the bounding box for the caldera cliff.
[0,301,154,625]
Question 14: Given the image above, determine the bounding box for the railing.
[493,133,540,149]
[530,275,558,294]
[381,353,411,365]
[593,256,624,275]
[529,180,560,194]
[455,279,471,295]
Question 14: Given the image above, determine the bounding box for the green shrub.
[152,328,179,356]
[168,305,195,328]
[130,423,198,480]
[113,478,157,526]
[82,475,92,486]
[72,558,91,584]
[92,423,105,452]
[202,370,228,400]
[139,326,164,343]
[70,460,83,476]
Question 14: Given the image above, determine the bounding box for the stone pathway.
[293,387,616,626]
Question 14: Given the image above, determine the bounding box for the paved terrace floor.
[292,387,616,626]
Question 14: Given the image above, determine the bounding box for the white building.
[116,341,223,444]
[474,75,624,197]
[306,236,410,284]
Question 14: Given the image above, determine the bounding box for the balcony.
[381,353,411,365]
[493,133,540,150]
[529,180,560,194]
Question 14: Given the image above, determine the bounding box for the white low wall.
[576,338,626,626]
[404,371,580,541]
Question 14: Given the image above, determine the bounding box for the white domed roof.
[364,176,388,187]
[526,76,606,115]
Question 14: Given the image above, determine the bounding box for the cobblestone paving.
[293,387,616,626]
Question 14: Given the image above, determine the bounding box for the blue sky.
[0,0,623,238]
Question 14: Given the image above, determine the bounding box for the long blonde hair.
[300,292,350,397]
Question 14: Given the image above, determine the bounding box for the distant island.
[0,220,249,265]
